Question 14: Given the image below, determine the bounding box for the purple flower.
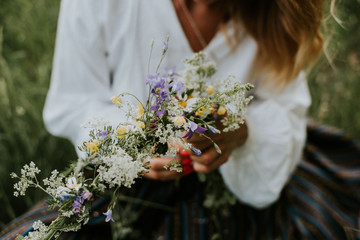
[148,77,171,102]
[150,103,158,111]
[191,146,202,156]
[165,66,176,75]
[164,66,180,79]
[73,195,84,215]
[146,73,161,86]
[208,126,220,134]
[156,107,166,118]
[183,121,208,140]
[97,130,108,138]
[81,190,93,200]
[103,209,115,222]
[163,41,168,51]
[160,88,169,100]
[151,78,166,93]
[170,80,186,95]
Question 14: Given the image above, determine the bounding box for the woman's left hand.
[181,122,248,173]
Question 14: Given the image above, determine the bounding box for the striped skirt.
[1,123,359,240]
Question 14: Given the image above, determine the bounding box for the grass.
[0,0,76,228]
[0,0,359,230]
[308,1,360,137]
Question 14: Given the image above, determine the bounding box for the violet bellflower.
[81,190,93,200]
[73,195,84,215]
[191,146,202,156]
[96,130,108,138]
[103,209,115,222]
[170,80,186,96]
[163,40,168,52]
[160,88,169,101]
[147,74,173,118]
[164,66,179,79]
[145,73,161,86]
[208,125,220,134]
[183,121,207,140]
[156,107,166,118]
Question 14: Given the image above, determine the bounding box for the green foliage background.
[0,0,359,229]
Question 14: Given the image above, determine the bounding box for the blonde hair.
[228,0,324,85]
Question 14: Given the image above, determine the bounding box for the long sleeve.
[44,0,311,208]
[219,72,311,208]
[43,0,125,155]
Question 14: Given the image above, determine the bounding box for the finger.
[144,157,184,181]
[171,142,185,152]
[144,168,184,181]
[190,148,216,165]
[184,133,203,142]
[147,157,179,171]
[193,151,230,173]
[189,143,226,165]
[190,140,214,152]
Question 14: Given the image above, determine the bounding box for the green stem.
[155,35,169,73]
[120,93,143,106]
[155,54,166,73]
[44,229,58,240]
[28,178,56,199]
[147,39,155,74]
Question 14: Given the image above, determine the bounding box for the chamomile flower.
[66,177,82,192]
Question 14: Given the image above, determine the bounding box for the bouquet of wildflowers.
[11,37,253,239]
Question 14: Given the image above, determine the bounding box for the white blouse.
[43,0,311,208]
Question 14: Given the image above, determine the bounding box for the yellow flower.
[136,121,145,129]
[195,110,203,116]
[208,105,216,113]
[195,106,207,116]
[110,96,122,105]
[85,141,99,154]
[116,125,127,139]
[206,85,214,95]
[217,106,226,116]
[135,102,144,120]
[172,116,186,126]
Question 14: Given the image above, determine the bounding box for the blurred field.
[0,0,359,229]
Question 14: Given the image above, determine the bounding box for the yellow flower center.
[178,100,187,108]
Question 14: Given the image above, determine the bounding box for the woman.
[1,0,359,239]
